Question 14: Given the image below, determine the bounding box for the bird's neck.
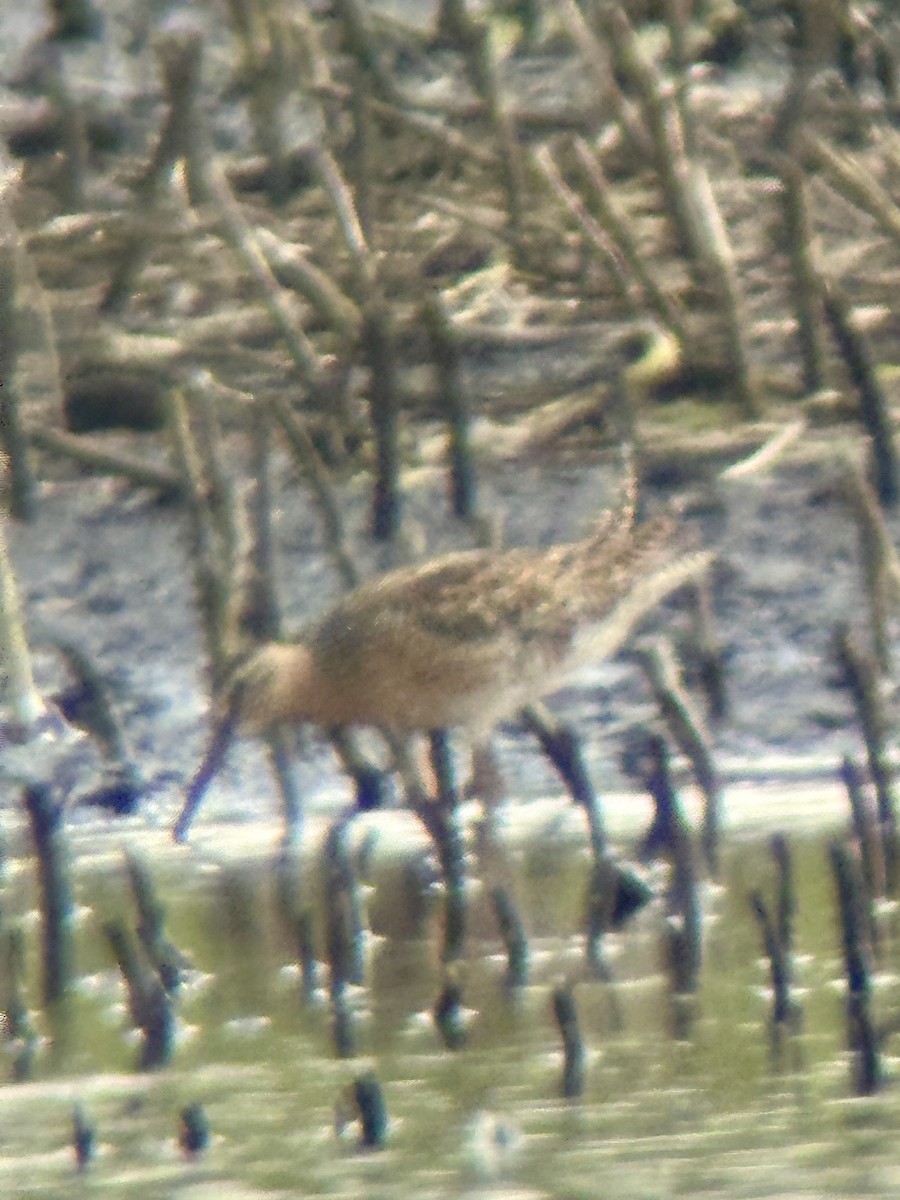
[247,641,355,731]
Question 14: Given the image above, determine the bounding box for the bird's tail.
[574,527,714,664]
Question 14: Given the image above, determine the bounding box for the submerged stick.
[630,730,702,1013]
[2,927,37,1081]
[104,921,175,1070]
[636,640,722,875]
[552,985,585,1099]
[521,702,606,861]
[834,624,899,893]
[749,890,791,1025]
[584,851,651,996]
[23,784,74,1008]
[125,852,191,993]
[178,1102,210,1157]
[749,885,801,1064]
[830,841,880,1094]
[353,1073,388,1149]
[433,972,467,1050]
[72,1104,95,1171]
[665,839,701,1000]
[490,886,529,990]
[634,729,691,864]
[324,817,366,985]
[771,832,796,963]
[750,835,801,1061]
[841,756,886,902]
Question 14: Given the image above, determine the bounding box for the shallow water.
[1,785,899,1199]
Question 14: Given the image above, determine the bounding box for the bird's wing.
[315,547,577,650]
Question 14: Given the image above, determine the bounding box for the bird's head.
[225,641,319,735]
[172,641,318,842]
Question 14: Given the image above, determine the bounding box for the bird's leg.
[266,726,303,850]
[329,727,391,811]
[382,730,432,804]
[466,738,508,870]
[520,702,607,862]
[522,704,654,971]
[387,729,468,962]
[322,814,367,1057]
[464,740,506,807]
[427,728,458,808]
[426,730,468,961]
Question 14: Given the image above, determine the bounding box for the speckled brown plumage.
[227,502,706,737]
[173,491,711,840]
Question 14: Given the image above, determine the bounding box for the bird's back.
[303,506,707,734]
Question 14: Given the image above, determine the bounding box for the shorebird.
[172,486,712,841]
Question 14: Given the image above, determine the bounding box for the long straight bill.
[172,706,238,842]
